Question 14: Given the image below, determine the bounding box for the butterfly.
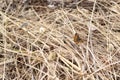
[74,33,84,44]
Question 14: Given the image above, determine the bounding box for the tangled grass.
[0,0,120,80]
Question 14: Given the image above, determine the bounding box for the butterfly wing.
[74,33,84,44]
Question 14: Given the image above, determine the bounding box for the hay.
[0,0,120,80]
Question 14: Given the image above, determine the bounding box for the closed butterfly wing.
[74,33,84,44]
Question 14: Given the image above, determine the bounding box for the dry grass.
[0,0,120,80]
